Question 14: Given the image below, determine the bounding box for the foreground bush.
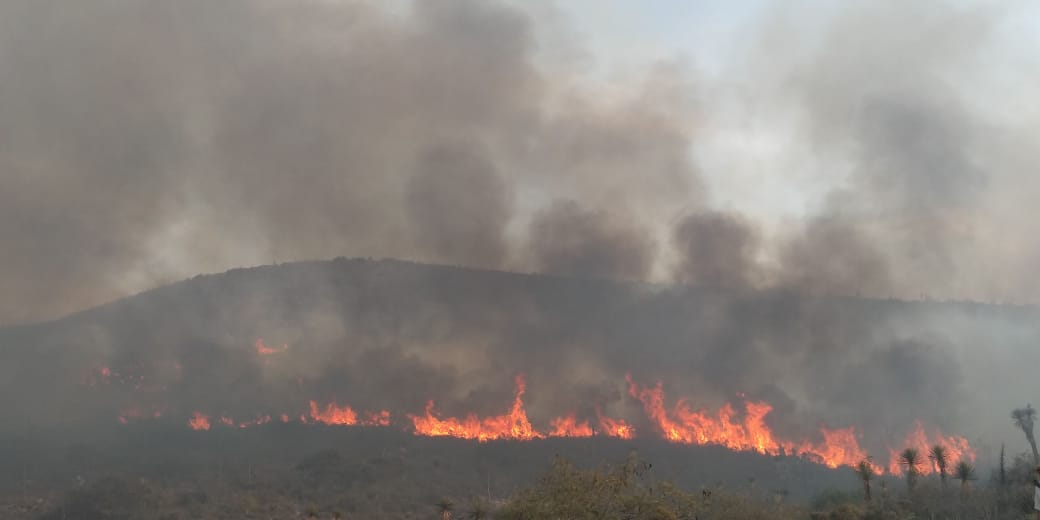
[497,454,805,520]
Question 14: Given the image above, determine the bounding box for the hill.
[0,257,1037,513]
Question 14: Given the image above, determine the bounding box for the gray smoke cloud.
[529,199,655,280]
[0,0,702,325]
[406,143,513,267]
[672,211,759,289]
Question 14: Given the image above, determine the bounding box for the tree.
[436,498,455,520]
[855,458,874,502]
[899,448,922,493]
[998,443,1007,488]
[1012,405,1039,465]
[929,444,949,488]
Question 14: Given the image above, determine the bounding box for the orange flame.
[549,414,593,437]
[309,401,358,425]
[255,338,288,356]
[308,401,391,426]
[365,410,391,427]
[626,375,870,469]
[409,375,544,442]
[887,421,976,475]
[189,412,211,431]
[125,373,973,475]
[596,411,635,440]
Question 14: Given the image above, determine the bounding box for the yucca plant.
[436,498,455,520]
[929,444,949,488]
[855,458,874,501]
[899,448,922,493]
[953,460,974,494]
[1012,405,1039,465]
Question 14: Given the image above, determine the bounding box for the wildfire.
[189,412,211,431]
[550,414,594,437]
[626,375,871,469]
[307,401,391,427]
[117,406,162,424]
[408,375,545,442]
[597,411,636,440]
[255,339,288,356]
[886,421,976,475]
[123,371,974,475]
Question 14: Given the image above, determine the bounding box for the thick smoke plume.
[0,0,1038,465]
[0,0,698,325]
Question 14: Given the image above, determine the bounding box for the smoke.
[528,199,655,280]
[672,211,759,289]
[406,143,513,268]
[0,0,1038,465]
[776,215,891,297]
[0,0,703,325]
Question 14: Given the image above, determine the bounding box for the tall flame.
[409,375,544,442]
[626,375,871,469]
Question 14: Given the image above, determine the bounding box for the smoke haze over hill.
[1,0,1038,325]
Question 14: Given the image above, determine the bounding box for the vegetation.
[855,458,874,502]
[1012,405,1039,465]
[954,459,975,495]
[497,454,803,520]
[898,448,922,493]
[1,428,1037,519]
[929,444,949,488]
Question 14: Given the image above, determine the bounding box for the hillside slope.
[0,258,1035,457]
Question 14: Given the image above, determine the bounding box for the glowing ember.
[189,412,211,431]
[409,375,544,442]
[117,406,162,424]
[549,414,593,437]
[255,338,288,356]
